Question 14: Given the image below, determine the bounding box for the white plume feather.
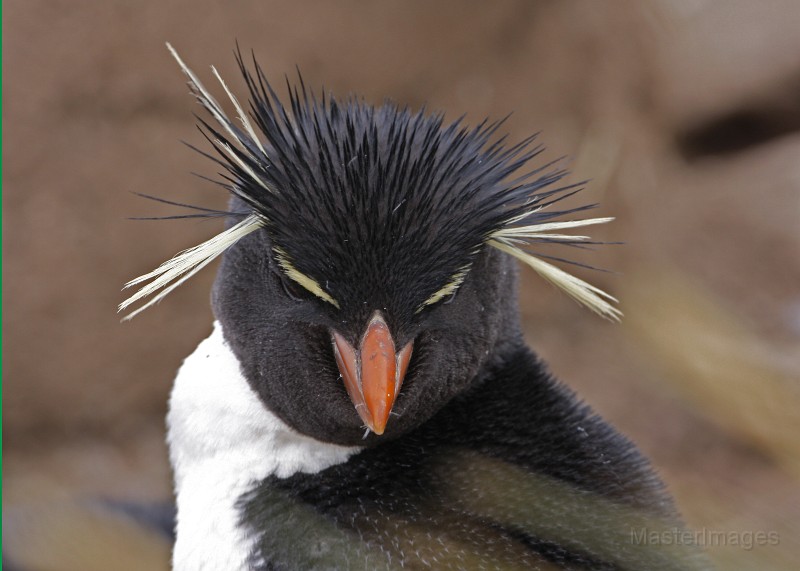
[488,216,621,321]
[120,46,276,321]
[490,217,614,240]
[119,215,264,321]
[211,65,267,157]
[167,43,270,180]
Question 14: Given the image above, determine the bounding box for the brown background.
[4,1,800,569]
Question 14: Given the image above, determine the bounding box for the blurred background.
[3,1,799,569]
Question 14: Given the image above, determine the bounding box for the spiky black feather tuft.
[120,45,620,321]
[198,48,593,320]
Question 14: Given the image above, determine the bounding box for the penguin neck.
[166,322,360,571]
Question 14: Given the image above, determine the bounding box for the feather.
[166,43,238,151]
[120,46,275,322]
[491,217,615,239]
[119,215,264,320]
[211,65,267,157]
[167,43,270,180]
[489,239,622,321]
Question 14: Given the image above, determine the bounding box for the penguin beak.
[332,312,413,435]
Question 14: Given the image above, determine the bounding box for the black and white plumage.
[123,46,709,570]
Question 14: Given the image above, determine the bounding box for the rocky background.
[4,1,799,569]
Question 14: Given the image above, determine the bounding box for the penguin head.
[120,45,621,446]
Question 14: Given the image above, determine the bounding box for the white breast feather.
[167,322,360,570]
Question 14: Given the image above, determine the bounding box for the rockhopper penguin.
[122,46,711,570]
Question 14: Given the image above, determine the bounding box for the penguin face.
[196,87,550,446]
[213,206,521,446]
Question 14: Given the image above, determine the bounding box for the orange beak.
[332,312,413,435]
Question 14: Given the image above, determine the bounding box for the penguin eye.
[272,247,340,308]
[416,265,471,313]
[279,273,307,302]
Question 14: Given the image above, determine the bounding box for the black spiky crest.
[119,45,620,321]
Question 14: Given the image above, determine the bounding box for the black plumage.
[203,51,581,332]
[242,355,689,569]
[123,47,711,570]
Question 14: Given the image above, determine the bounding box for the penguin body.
[168,321,703,570]
[123,47,711,570]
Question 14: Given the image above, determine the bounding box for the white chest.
[166,323,360,570]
